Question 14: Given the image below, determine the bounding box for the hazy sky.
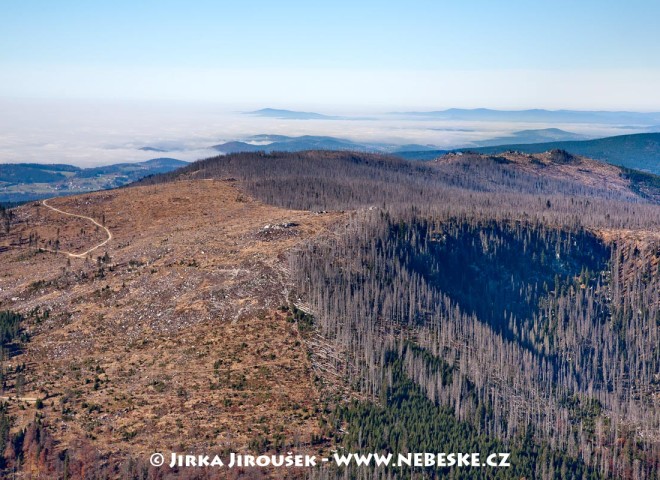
[2,0,660,110]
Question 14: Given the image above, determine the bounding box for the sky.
[2,1,660,167]
[2,0,660,110]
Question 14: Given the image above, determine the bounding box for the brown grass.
[0,179,344,461]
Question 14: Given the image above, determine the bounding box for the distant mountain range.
[211,130,594,155]
[0,158,188,203]
[394,108,660,125]
[143,129,595,157]
[400,133,660,174]
[139,146,169,152]
[474,128,588,146]
[246,108,344,120]
[212,135,437,154]
[248,107,660,125]
[6,130,659,204]
[213,135,369,153]
[213,131,660,174]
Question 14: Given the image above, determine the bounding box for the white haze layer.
[0,98,648,167]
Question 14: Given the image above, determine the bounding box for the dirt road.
[41,198,112,258]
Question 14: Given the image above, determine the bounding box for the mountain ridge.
[394,108,660,124]
[246,108,343,120]
[473,127,589,146]
[464,132,660,173]
[399,132,660,174]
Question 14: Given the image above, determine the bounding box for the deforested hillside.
[1,150,658,479]
[292,212,659,479]
[0,180,344,478]
[137,150,660,478]
[138,150,660,230]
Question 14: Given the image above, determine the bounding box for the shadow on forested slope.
[391,219,611,346]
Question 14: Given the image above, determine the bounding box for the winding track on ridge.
[41,198,113,258]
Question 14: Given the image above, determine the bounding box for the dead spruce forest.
[0,149,659,479]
